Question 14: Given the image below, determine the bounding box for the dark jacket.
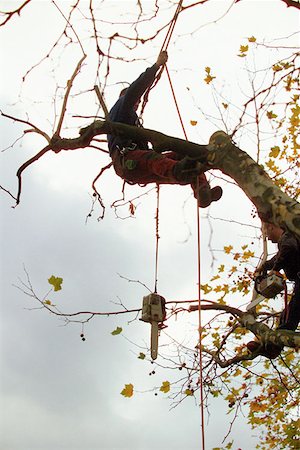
[263,232,300,281]
[107,64,159,155]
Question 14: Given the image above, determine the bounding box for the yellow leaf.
[240,45,249,53]
[224,245,233,254]
[269,146,280,158]
[121,383,134,398]
[210,275,220,282]
[248,36,256,42]
[234,369,242,377]
[185,389,194,396]
[201,283,212,294]
[48,275,63,292]
[267,110,277,119]
[273,64,282,72]
[204,67,216,84]
[242,250,254,260]
[218,264,225,273]
[160,381,170,393]
[204,74,215,84]
[284,351,295,364]
[44,300,52,305]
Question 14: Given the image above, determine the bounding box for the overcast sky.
[0,1,299,449]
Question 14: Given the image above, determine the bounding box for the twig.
[55,54,87,136]
[94,85,109,119]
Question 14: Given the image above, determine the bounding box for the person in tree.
[247,221,300,358]
[107,50,223,208]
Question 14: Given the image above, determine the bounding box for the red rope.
[151,6,206,446]
[152,0,184,292]
[165,65,188,140]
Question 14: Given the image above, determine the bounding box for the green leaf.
[48,275,63,292]
[111,326,123,336]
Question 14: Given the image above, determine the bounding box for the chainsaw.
[246,271,285,311]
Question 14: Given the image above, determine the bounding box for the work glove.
[173,156,201,183]
[156,51,168,67]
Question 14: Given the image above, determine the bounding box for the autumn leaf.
[267,110,278,119]
[44,300,52,306]
[224,245,233,254]
[273,64,282,72]
[200,283,212,294]
[269,146,280,158]
[222,103,228,109]
[111,326,123,336]
[121,383,133,398]
[129,202,136,216]
[48,275,63,292]
[185,389,194,396]
[160,381,170,393]
[238,44,248,57]
[248,36,256,42]
[242,250,254,260]
[138,352,146,360]
[204,66,216,84]
[240,45,248,53]
[190,120,198,126]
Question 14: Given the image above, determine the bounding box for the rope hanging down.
[149,2,206,448]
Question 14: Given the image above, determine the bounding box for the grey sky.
[1,1,299,449]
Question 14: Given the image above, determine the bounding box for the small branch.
[0,185,17,201]
[0,110,51,142]
[55,54,87,136]
[16,145,52,205]
[94,85,109,119]
[0,0,31,26]
[203,347,259,368]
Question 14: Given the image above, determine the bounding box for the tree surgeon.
[107,51,223,208]
[247,222,300,357]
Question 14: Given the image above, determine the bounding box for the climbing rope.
[152,0,184,294]
[150,1,206,448]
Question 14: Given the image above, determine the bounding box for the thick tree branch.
[279,0,300,10]
[190,303,300,353]
[49,121,300,237]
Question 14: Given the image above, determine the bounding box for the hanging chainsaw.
[140,293,166,360]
